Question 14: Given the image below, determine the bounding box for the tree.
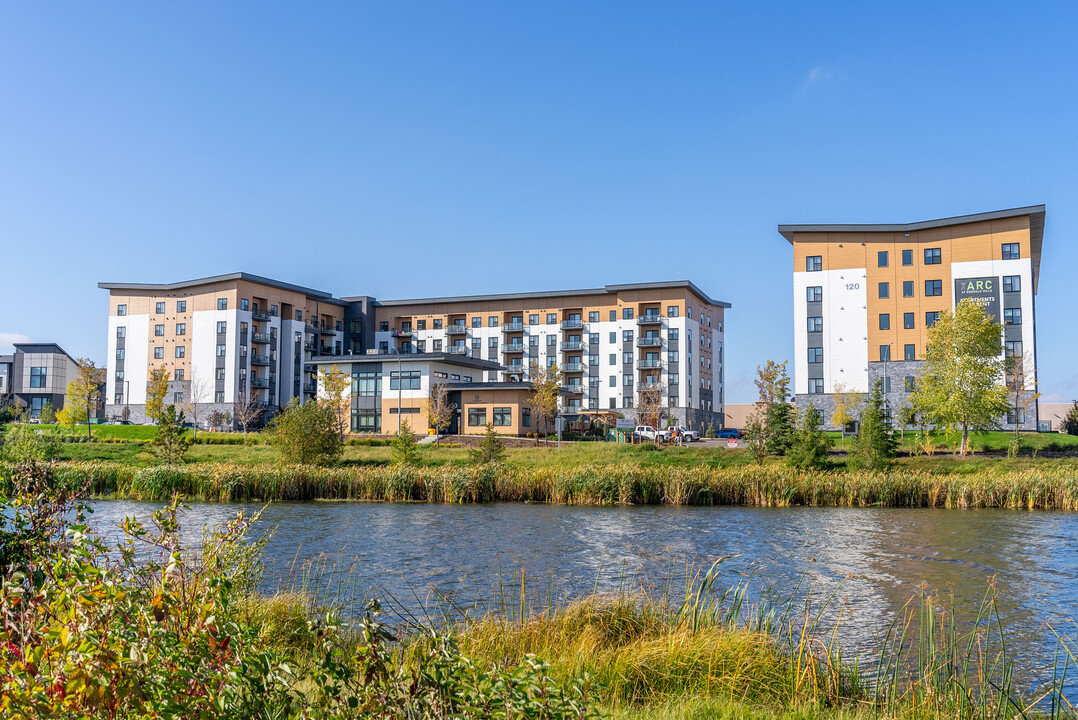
[424,382,453,447]
[39,400,55,425]
[1,425,62,463]
[55,406,77,431]
[152,404,190,464]
[319,364,351,438]
[207,409,232,430]
[67,358,105,440]
[528,361,562,444]
[764,401,797,456]
[896,401,916,442]
[743,413,767,465]
[1062,402,1078,436]
[637,382,670,446]
[470,422,507,465]
[1004,352,1040,457]
[268,398,341,466]
[233,387,263,439]
[786,404,831,469]
[704,422,716,439]
[391,423,421,466]
[145,364,170,424]
[849,379,897,470]
[910,299,1010,456]
[830,383,864,448]
[181,372,211,439]
[754,359,791,405]
[750,360,795,456]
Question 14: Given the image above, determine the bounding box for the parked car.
[634,425,670,442]
[673,426,699,442]
[716,428,742,439]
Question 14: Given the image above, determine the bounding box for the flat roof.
[446,381,532,391]
[98,272,347,306]
[306,352,503,371]
[347,280,731,309]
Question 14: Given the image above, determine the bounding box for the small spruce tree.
[391,423,421,466]
[470,422,507,465]
[848,379,897,470]
[152,404,191,465]
[39,401,56,425]
[785,404,831,469]
[704,422,716,439]
[764,401,796,456]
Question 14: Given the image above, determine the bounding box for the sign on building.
[954,276,1000,320]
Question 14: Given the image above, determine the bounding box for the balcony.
[505,364,526,374]
[638,381,663,392]
[504,343,525,353]
[250,377,270,389]
[391,329,414,338]
[447,346,468,355]
[251,354,271,366]
[563,362,583,373]
[636,314,663,326]
[560,319,584,330]
[320,325,338,335]
[636,337,663,347]
[637,359,663,369]
[445,325,467,335]
[562,385,584,395]
[501,322,525,333]
[252,310,270,321]
[560,341,583,351]
[252,332,272,344]
[303,341,315,351]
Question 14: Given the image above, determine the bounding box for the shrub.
[1,425,62,463]
[786,404,830,469]
[470,422,507,465]
[391,424,421,466]
[268,398,342,466]
[152,403,191,464]
[704,422,716,439]
[38,400,55,425]
[849,379,897,470]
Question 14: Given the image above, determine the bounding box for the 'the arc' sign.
[954,276,1000,320]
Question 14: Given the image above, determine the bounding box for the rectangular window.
[173,392,184,403]
[216,344,226,357]
[217,321,227,333]
[609,310,616,322]
[1003,275,1021,293]
[622,352,633,364]
[606,332,614,343]
[488,316,497,327]
[807,286,823,302]
[903,312,914,329]
[354,372,381,397]
[902,249,913,266]
[623,375,633,386]
[153,346,163,359]
[493,407,511,426]
[609,375,616,387]
[380,321,389,332]
[114,392,124,404]
[924,248,941,264]
[877,251,888,267]
[878,282,889,299]
[1002,243,1021,260]
[589,333,599,344]
[667,305,679,317]
[216,368,226,381]
[432,318,442,329]
[546,313,556,324]
[529,336,538,347]
[589,354,598,366]
[623,307,634,319]
[116,304,127,316]
[155,324,164,336]
[416,340,425,353]
[904,344,916,361]
[527,314,537,325]
[240,299,249,311]
[806,255,822,272]
[589,311,599,322]
[905,376,916,392]
[472,317,481,328]
[174,369,184,381]
[668,328,679,340]
[668,350,679,362]
[879,314,890,330]
[175,346,185,358]
[115,347,125,360]
[808,347,823,363]
[879,345,891,362]
[389,370,422,390]
[622,330,633,342]
[926,311,940,327]
[925,280,942,296]
[473,338,482,349]
[808,378,824,394]
[546,335,556,347]
[903,281,914,298]
[115,370,124,381]
[214,390,225,403]
[218,298,228,310]
[609,354,616,365]
[807,317,823,332]
[416,320,426,330]
[296,310,303,321]
[176,300,187,312]
[433,339,442,351]
[488,337,498,348]
[29,367,46,388]
[468,408,486,426]
[522,407,531,427]
[1004,308,1022,325]
[176,323,186,335]
[153,301,163,314]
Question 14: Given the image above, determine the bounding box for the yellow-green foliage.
[27,460,1078,510]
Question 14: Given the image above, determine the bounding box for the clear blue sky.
[2,2,1075,403]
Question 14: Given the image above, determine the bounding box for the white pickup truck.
[673,426,699,442]
[634,425,670,442]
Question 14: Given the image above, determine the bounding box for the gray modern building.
[0,343,81,418]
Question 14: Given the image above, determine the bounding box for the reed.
[16,460,1078,510]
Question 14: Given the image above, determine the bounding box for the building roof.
[778,205,1046,292]
[98,272,347,306]
[12,343,77,361]
[306,352,504,371]
[347,281,731,309]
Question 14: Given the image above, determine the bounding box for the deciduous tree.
[528,361,562,444]
[830,383,864,448]
[182,372,211,439]
[319,364,351,438]
[423,382,453,447]
[146,364,170,424]
[67,358,105,440]
[636,382,670,446]
[268,398,341,466]
[233,388,263,439]
[1004,352,1040,457]
[911,299,1010,456]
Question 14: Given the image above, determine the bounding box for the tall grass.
[15,460,1078,509]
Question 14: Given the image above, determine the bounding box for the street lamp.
[390,346,403,433]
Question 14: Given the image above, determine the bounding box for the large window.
[925,280,942,296]
[154,347,163,359]
[352,409,380,433]
[877,251,888,268]
[924,248,941,264]
[468,408,486,426]
[589,311,599,322]
[1004,308,1022,325]
[177,300,187,312]
[1001,243,1021,260]
[156,302,165,313]
[493,407,512,426]
[808,378,824,394]
[807,286,823,302]
[175,346,185,358]
[29,367,46,388]
[1003,275,1021,293]
[353,371,381,396]
[808,348,823,363]
[218,298,228,310]
[472,317,482,328]
[807,316,823,332]
[174,369,184,381]
[176,323,187,335]
[390,370,421,390]
[488,316,497,327]
[241,299,249,311]
[806,255,822,272]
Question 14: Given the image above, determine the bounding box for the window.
[605,331,613,343]
[177,300,187,312]
[808,347,823,363]
[154,346,163,359]
[173,392,184,404]
[416,320,426,331]
[609,310,616,322]
[609,354,616,366]
[924,248,941,264]
[401,321,412,332]
[668,372,680,385]
[529,336,538,347]
[546,313,556,325]
[926,311,940,327]
[432,318,442,329]
[608,375,616,387]
[903,313,914,329]
[808,378,824,394]
[471,317,481,328]
[904,344,916,361]
[416,341,425,352]
[433,339,442,351]
[1004,308,1022,325]
[879,314,890,330]
[117,304,127,316]
[175,346,185,358]
[622,352,633,364]
[1003,275,1021,293]
[241,345,248,357]
[390,370,421,390]
[215,391,225,403]
[380,321,389,332]
[1002,243,1021,260]
[354,371,381,396]
[525,314,536,325]
[473,338,481,349]
[114,392,124,404]
[115,347,125,360]
[241,322,248,334]
[623,375,633,386]
[877,251,888,267]
[463,376,472,382]
[1006,410,1025,425]
[668,328,679,340]
[881,376,891,393]
[155,324,164,336]
[589,354,598,366]
[546,335,556,347]
[493,407,511,426]
[115,370,124,381]
[879,345,891,362]
[622,330,633,342]
[152,301,163,314]
[488,316,497,327]
[668,350,679,362]
[806,255,822,272]
[468,408,486,426]
[902,249,913,266]
[925,280,942,296]
[903,281,914,298]
[296,310,303,321]
[216,344,226,357]
[807,317,823,332]
[216,368,226,381]
[904,376,916,392]
[217,321,227,333]
[29,367,46,388]
[218,298,228,310]
[174,369,184,381]
[240,299,249,311]
[176,323,186,335]
[1005,340,1023,358]
[668,305,679,317]
[806,286,823,302]
[877,282,889,299]
[589,311,599,323]
[623,308,634,319]
[589,333,599,344]
[522,408,531,427]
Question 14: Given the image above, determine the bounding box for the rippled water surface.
[88,500,1078,678]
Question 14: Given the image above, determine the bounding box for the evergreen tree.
[704,422,716,439]
[849,379,897,470]
[470,422,507,465]
[152,404,191,465]
[764,401,796,456]
[1063,401,1078,436]
[786,404,830,469]
[391,423,421,466]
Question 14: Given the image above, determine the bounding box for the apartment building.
[361,281,728,430]
[0,343,81,418]
[780,205,1044,430]
[99,273,346,422]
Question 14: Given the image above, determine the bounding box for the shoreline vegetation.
[3,460,1075,718]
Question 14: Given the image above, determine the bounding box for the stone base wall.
[104,403,278,429]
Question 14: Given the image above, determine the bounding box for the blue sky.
[1,2,1075,403]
